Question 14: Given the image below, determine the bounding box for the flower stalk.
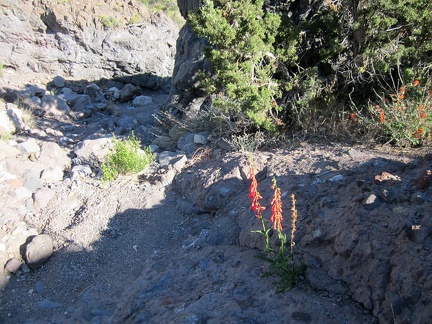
[247,160,303,291]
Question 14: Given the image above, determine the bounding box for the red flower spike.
[248,165,265,218]
[270,178,283,231]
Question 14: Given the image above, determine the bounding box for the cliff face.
[0,0,179,89]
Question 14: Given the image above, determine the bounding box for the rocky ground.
[0,69,431,323]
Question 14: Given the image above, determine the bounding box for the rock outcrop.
[164,0,210,117]
[0,0,178,90]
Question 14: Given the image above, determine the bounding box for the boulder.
[6,104,29,132]
[0,110,17,135]
[84,83,105,104]
[41,95,70,117]
[119,84,141,103]
[21,234,54,270]
[132,95,152,107]
[39,142,71,170]
[74,135,114,165]
[17,138,40,159]
[107,87,121,101]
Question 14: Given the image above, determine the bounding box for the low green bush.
[101,132,155,182]
[136,0,184,26]
[99,15,119,29]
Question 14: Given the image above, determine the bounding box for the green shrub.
[101,132,156,182]
[188,0,432,143]
[188,0,297,131]
[0,63,3,77]
[100,15,119,29]
[129,14,144,24]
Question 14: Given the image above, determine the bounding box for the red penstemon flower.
[270,178,283,231]
[248,165,265,217]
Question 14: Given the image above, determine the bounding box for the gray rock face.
[165,24,210,117]
[0,0,178,89]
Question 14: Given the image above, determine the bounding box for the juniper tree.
[188,0,297,131]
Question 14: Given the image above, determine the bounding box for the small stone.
[35,280,45,294]
[22,234,54,270]
[0,140,20,159]
[348,148,363,160]
[21,263,30,273]
[116,116,138,130]
[4,258,22,274]
[152,136,176,151]
[161,168,176,186]
[37,299,61,309]
[85,83,105,103]
[23,169,43,192]
[41,95,71,117]
[172,155,188,172]
[158,151,182,167]
[53,75,65,88]
[45,128,64,137]
[329,174,344,182]
[363,194,381,209]
[193,134,207,145]
[70,165,93,180]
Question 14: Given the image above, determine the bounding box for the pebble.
[37,299,62,309]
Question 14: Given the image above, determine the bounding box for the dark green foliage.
[257,253,305,293]
[188,0,298,130]
[188,0,432,136]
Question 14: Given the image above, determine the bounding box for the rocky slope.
[0,0,431,323]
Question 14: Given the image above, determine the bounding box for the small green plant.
[248,161,303,292]
[101,132,155,182]
[136,0,184,26]
[99,15,119,29]
[128,14,144,24]
[368,78,432,146]
[0,63,4,77]
[0,132,12,142]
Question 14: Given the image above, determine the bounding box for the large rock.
[0,0,178,88]
[74,135,114,166]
